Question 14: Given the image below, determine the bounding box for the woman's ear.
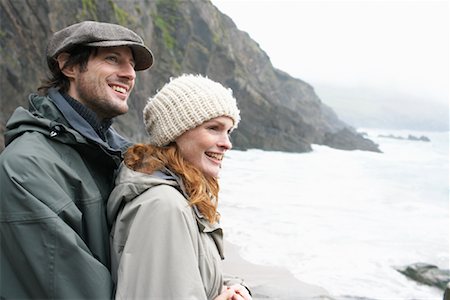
[56,53,76,78]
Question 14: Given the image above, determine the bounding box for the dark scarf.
[62,93,113,141]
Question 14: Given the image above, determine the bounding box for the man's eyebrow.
[108,50,136,64]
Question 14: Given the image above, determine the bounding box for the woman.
[108,74,252,300]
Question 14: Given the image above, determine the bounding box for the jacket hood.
[107,164,222,227]
[4,94,83,147]
[107,163,225,258]
[107,164,184,224]
[5,89,130,154]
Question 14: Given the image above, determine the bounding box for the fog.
[212,0,449,131]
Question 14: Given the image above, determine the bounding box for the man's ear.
[56,53,76,78]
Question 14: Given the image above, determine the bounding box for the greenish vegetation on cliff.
[0,0,379,153]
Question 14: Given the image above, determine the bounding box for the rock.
[407,135,431,142]
[323,128,381,152]
[0,0,380,153]
[395,263,450,290]
[378,134,430,142]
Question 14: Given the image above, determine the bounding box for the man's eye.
[106,56,118,62]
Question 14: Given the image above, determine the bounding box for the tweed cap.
[144,74,240,146]
[47,21,153,71]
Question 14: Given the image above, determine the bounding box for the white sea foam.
[219,129,449,300]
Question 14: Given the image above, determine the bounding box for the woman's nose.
[219,134,232,150]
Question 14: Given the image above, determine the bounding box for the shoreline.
[222,241,331,300]
[223,241,448,300]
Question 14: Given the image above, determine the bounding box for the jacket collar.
[160,168,224,258]
[48,88,130,153]
[62,92,113,141]
[108,164,225,259]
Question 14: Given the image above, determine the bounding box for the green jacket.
[0,89,130,299]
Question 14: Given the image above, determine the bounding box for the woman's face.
[175,116,234,178]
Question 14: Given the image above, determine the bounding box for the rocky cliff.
[0,0,380,153]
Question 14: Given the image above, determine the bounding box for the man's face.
[68,46,136,119]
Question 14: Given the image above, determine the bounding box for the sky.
[211,0,449,130]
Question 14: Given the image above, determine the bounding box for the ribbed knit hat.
[143,74,240,146]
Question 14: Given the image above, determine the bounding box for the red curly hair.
[124,143,220,224]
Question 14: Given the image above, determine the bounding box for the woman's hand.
[214,287,237,300]
[217,285,252,300]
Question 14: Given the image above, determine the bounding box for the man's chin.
[103,107,128,119]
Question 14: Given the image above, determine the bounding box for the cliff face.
[0,0,380,153]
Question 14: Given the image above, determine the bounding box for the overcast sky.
[211,0,449,108]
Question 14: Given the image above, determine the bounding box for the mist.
[316,84,449,131]
[212,0,449,132]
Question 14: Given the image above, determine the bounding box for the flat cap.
[47,21,153,71]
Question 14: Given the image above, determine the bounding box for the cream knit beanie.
[143,74,240,146]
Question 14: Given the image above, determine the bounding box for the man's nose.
[119,63,136,81]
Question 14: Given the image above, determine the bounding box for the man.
[0,21,153,299]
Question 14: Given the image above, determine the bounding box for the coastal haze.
[212,0,449,131]
[316,85,449,131]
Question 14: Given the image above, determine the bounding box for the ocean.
[219,129,449,300]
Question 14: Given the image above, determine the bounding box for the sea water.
[219,129,449,300]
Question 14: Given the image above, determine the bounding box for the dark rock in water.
[378,134,431,142]
[323,128,381,152]
[338,296,380,300]
[407,135,431,142]
[395,263,450,290]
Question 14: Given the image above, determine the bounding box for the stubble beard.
[76,75,129,120]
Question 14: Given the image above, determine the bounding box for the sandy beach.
[222,241,331,300]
